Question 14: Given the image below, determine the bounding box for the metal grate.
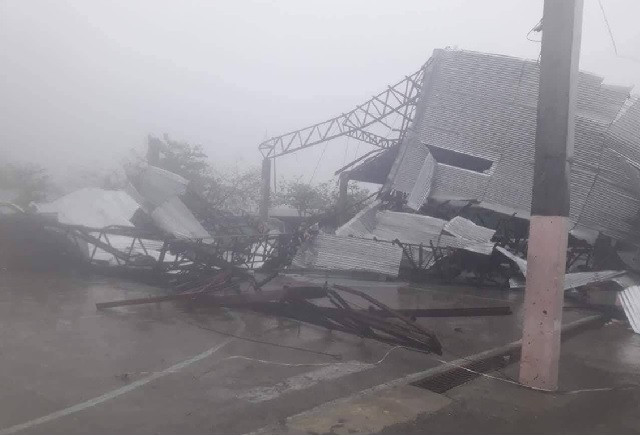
[412,350,519,393]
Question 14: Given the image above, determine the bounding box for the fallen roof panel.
[150,196,211,240]
[443,216,496,243]
[619,285,640,334]
[291,233,403,277]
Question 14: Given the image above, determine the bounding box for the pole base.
[519,215,569,391]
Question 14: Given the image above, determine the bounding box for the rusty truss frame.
[258,60,430,158]
[36,219,301,284]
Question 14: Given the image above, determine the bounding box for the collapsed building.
[260,49,640,271]
[1,48,638,342]
[259,48,640,331]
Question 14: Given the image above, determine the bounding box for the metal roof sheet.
[291,233,403,277]
[386,48,640,245]
[619,285,640,334]
[443,216,496,243]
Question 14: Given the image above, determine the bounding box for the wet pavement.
[0,271,610,433]
[383,321,640,434]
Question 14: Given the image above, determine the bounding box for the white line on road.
[1,312,245,435]
[237,361,375,403]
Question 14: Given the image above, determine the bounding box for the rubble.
[257,48,640,333]
[3,47,640,349]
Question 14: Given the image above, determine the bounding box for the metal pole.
[519,0,583,391]
[337,172,350,225]
[260,157,271,221]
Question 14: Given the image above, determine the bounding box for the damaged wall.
[385,49,640,245]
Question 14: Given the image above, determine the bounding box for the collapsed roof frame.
[258,60,431,159]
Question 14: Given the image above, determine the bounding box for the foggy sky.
[2,0,640,187]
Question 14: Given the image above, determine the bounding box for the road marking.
[1,312,245,435]
[238,361,375,403]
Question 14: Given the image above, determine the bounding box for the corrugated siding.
[291,234,403,277]
[507,264,624,290]
[388,48,640,245]
[151,196,211,240]
[389,137,430,194]
[563,270,625,290]
[138,165,188,207]
[444,216,496,242]
[430,164,490,201]
[407,153,436,210]
[335,201,380,238]
[335,207,494,255]
[619,285,640,334]
[373,211,446,245]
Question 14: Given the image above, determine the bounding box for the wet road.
[0,271,596,433]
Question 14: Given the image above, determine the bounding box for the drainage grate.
[412,349,520,393]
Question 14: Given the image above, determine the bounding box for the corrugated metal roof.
[336,206,495,255]
[291,233,403,277]
[373,211,446,244]
[151,196,211,240]
[138,165,188,207]
[509,268,624,290]
[619,285,640,334]
[443,216,495,243]
[563,270,626,290]
[496,246,528,274]
[385,48,640,245]
[335,201,380,238]
[407,153,436,210]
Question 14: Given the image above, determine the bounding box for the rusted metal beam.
[96,285,327,310]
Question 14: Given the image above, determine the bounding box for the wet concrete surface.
[383,321,640,434]
[0,271,605,433]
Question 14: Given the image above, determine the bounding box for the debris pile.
[258,48,640,333]
[2,47,640,341]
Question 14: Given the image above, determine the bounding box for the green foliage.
[202,167,262,215]
[148,134,261,214]
[274,179,333,217]
[274,177,371,219]
[146,134,372,218]
[0,162,49,207]
[152,134,210,185]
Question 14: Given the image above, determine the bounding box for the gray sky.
[1,0,639,186]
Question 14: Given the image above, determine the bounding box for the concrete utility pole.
[519,0,583,391]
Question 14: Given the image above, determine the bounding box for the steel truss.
[47,221,300,282]
[258,61,430,158]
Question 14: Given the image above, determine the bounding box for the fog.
[2,0,640,187]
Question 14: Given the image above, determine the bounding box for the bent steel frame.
[258,61,430,158]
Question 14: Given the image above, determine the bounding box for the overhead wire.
[596,0,640,64]
[526,18,542,43]
[199,345,403,377]
[125,331,640,396]
[342,137,351,167]
[308,142,328,184]
[598,0,618,55]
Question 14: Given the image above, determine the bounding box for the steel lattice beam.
[258,61,430,158]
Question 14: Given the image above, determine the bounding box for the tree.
[336,180,372,218]
[201,167,262,215]
[274,178,371,219]
[0,163,49,207]
[149,134,210,187]
[145,134,262,215]
[274,179,333,217]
